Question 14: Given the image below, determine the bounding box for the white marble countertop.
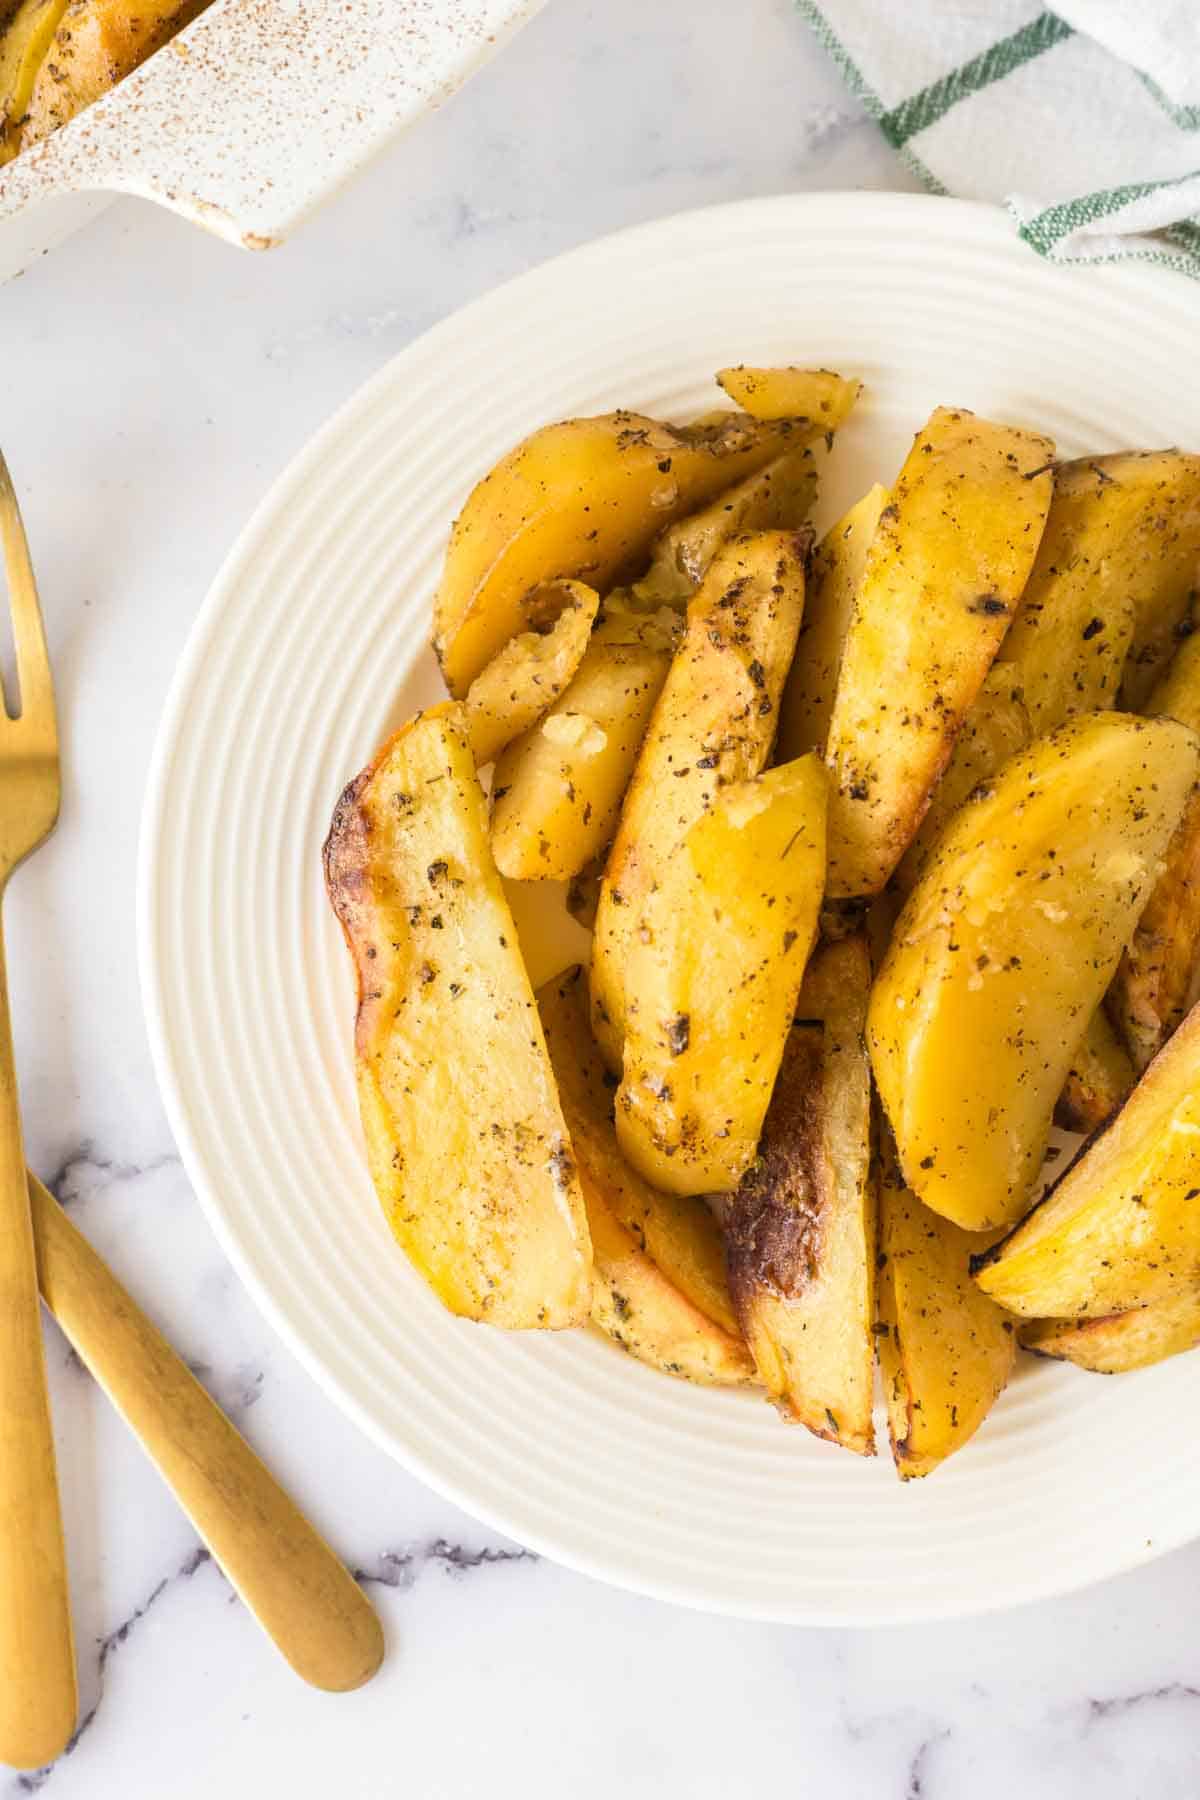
[1,0,1198,1793]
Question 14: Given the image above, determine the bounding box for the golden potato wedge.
[323,704,592,1328]
[824,407,1054,898]
[869,712,1199,1231]
[463,580,598,767]
[591,529,809,1065]
[1055,1007,1135,1134]
[891,666,1030,898]
[1108,643,1200,1070]
[777,484,888,761]
[615,755,827,1196]
[21,0,208,147]
[537,966,751,1384]
[1108,785,1200,1071]
[0,0,69,159]
[974,997,1200,1318]
[1020,1290,1200,1373]
[716,366,862,429]
[633,446,818,608]
[877,1143,1015,1479]
[586,1201,753,1387]
[1119,477,1200,711]
[433,408,818,696]
[890,669,1129,1135]
[1145,626,1200,731]
[725,937,876,1454]
[997,452,1200,729]
[490,603,675,881]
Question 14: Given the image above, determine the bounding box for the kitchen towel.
[798,0,1200,275]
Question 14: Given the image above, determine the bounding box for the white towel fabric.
[798,0,1200,275]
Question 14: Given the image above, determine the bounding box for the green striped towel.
[799,1,1200,276]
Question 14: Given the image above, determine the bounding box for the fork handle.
[0,925,77,1769]
[28,1175,385,1694]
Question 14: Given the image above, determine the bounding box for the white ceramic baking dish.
[0,0,546,284]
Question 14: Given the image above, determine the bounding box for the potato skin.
[324,704,592,1329]
[1020,1290,1200,1373]
[997,451,1200,729]
[974,997,1200,1319]
[0,0,70,160]
[725,937,876,1454]
[876,1144,1015,1479]
[20,0,209,147]
[868,712,1200,1231]
[614,754,827,1195]
[537,967,752,1385]
[490,604,674,881]
[823,406,1054,899]
[590,528,809,1067]
[433,409,816,697]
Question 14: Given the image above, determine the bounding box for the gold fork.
[0,454,76,1769]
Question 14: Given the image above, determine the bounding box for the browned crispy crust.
[725,1027,827,1305]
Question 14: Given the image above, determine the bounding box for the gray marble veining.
[0,0,1195,1794]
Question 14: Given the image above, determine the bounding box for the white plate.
[139,193,1200,1624]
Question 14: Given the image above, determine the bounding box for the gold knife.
[29,1173,384,1694]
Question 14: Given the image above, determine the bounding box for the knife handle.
[29,1173,384,1693]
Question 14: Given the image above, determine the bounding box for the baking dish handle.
[0,0,546,248]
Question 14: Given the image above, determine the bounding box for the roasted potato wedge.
[633,446,818,608]
[1108,785,1200,1071]
[324,704,592,1328]
[1109,642,1200,1070]
[876,1143,1015,1479]
[869,712,1199,1231]
[433,408,821,696]
[586,1201,753,1387]
[997,452,1200,729]
[824,406,1054,898]
[892,670,1131,1131]
[716,366,862,429]
[21,0,208,147]
[591,529,809,1065]
[1145,626,1200,731]
[538,967,751,1384]
[1020,1290,1200,1373]
[891,665,1030,898]
[615,755,826,1195]
[725,937,876,1453]
[777,483,888,761]
[0,0,69,159]
[974,997,1200,1318]
[463,580,598,767]
[1055,1007,1136,1134]
[490,602,675,881]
